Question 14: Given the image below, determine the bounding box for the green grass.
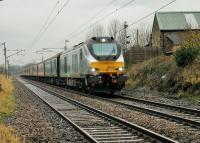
[179,93,200,104]
[0,95,15,122]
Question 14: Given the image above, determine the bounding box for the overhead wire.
[67,0,137,40]
[40,0,71,36]
[117,0,177,34]
[30,0,71,49]
[47,0,137,49]
[30,1,60,48]
[30,0,176,62]
[77,0,116,31]
[47,0,116,48]
[67,0,177,41]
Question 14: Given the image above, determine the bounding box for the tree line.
[86,19,151,48]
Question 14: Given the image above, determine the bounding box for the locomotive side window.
[54,59,56,74]
[72,54,78,73]
[61,57,64,74]
[50,61,52,75]
[80,49,83,60]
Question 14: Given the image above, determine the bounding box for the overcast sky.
[0,0,200,66]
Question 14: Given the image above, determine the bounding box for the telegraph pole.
[6,49,25,77]
[124,21,128,53]
[1,42,7,78]
[7,59,9,78]
[136,29,139,47]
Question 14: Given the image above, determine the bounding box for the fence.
[124,47,163,65]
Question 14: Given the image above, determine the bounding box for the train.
[21,37,127,94]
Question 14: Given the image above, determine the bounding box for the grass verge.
[126,55,200,103]
[0,75,20,143]
[178,93,200,104]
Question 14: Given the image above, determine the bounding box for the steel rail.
[19,78,178,143]
[29,89,99,143]
[115,95,200,116]
[17,80,99,143]
[24,79,200,129]
[97,97,200,129]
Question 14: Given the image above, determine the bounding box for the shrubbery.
[126,55,200,95]
[175,46,199,67]
[126,32,200,97]
[126,56,177,89]
[175,33,200,67]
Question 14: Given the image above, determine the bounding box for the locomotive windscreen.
[88,41,121,61]
[92,43,118,56]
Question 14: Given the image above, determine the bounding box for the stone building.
[151,11,200,53]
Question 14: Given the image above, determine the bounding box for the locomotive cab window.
[92,43,117,56]
[88,42,121,61]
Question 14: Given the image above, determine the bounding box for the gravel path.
[31,80,200,143]
[5,80,90,143]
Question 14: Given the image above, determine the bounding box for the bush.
[127,56,177,89]
[175,32,200,67]
[175,46,199,67]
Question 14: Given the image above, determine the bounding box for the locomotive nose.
[90,61,125,75]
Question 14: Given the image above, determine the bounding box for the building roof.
[155,11,200,30]
[167,33,182,45]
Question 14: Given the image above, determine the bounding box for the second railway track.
[24,78,200,130]
[97,95,200,129]
[18,78,178,143]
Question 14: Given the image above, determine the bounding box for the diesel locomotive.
[21,37,127,94]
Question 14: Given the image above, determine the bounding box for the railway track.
[97,95,200,129]
[24,78,200,130]
[18,78,177,143]
[112,95,200,128]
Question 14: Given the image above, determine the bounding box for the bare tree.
[117,26,126,46]
[129,24,151,47]
[107,19,128,47]
[86,24,105,39]
[107,19,121,39]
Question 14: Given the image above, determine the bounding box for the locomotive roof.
[42,52,62,63]
[61,42,85,54]
[23,37,116,69]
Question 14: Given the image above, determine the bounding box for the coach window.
[75,54,78,73]
[67,56,70,73]
[64,56,67,73]
[54,59,56,69]
[50,61,52,75]
[52,59,55,74]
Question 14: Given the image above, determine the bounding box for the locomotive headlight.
[118,67,124,72]
[91,68,96,72]
[90,68,99,74]
[101,38,107,42]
